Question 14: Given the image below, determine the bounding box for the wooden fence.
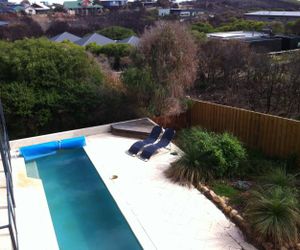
[190,100,300,159]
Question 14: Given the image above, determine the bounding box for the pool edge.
[12,156,60,250]
[84,145,157,250]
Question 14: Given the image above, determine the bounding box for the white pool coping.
[12,156,59,250]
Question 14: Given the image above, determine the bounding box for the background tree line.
[0,39,135,139]
[0,10,157,41]
[196,39,300,119]
[0,21,299,139]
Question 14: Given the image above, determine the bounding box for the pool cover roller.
[19,136,86,161]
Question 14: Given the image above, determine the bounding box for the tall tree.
[123,21,198,115]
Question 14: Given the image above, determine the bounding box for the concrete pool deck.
[2,119,256,250]
[85,133,256,250]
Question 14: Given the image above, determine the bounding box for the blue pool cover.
[20,136,86,161]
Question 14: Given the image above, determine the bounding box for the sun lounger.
[127,125,162,155]
[139,128,175,161]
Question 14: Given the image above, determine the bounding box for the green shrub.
[98,26,136,40]
[0,38,131,138]
[86,43,133,69]
[217,132,247,177]
[165,127,246,184]
[285,19,300,35]
[216,19,265,32]
[191,22,214,33]
[122,67,157,114]
[85,42,101,55]
[245,187,300,246]
[190,30,207,42]
[99,43,133,58]
[86,43,133,57]
[189,19,265,35]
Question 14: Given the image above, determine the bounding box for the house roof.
[117,35,140,46]
[0,21,9,26]
[245,11,300,17]
[32,2,50,10]
[63,0,102,9]
[13,5,24,12]
[50,32,82,43]
[207,31,268,40]
[75,33,114,46]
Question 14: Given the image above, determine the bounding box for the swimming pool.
[25,148,142,250]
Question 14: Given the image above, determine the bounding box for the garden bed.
[165,127,300,250]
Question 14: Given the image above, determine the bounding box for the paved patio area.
[85,133,256,250]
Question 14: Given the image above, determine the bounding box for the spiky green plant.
[165,127,247,185]
[164,160,206,186]
[259,167,298,191]
[245,187,300,246]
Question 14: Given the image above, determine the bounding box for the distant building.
[0,20,8,26]
[31,2,50,13]
[75,33,115,46]
[24,6,36,15]
[244,11,300,22]
[171,8,203,17]
[158,8,170,17]
[50,32,140,47]
[142,0,157,7]
[0,5,10,14]
[0,2,24,13]
[50,32,82,42]
[207,30,300,52]
[276,35,300,50]
[63,0,103,15]
[158,8,204,18]
[207,31,268,40]
[100,0,127,8]
[117,35,140,46]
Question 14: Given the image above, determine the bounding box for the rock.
[234,215,244,222]
[223,205,232,214]
[209,190,217,198]
[110,175,118,180]
[213,195,222,204]
[219,198,227,208]
[222,196,229,203]
[202,186,210,193]
[232,180,252,191]
[230,209,238,217]
[262,242,273,250]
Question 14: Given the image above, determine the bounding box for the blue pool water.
[26,148,141,250]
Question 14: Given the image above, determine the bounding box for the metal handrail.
[0,99,18,250]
